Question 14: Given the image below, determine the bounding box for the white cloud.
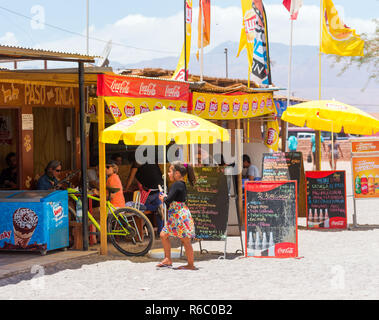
[0,32,18,46]
[15,4,376,66]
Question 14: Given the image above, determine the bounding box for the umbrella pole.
[331,124,334,170]
[163,143,167,222]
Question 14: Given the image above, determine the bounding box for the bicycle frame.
[67,188,142,241]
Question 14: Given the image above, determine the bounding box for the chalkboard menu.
[262,152,306,217]
[245,181,298,258]
[262,152,301,182]
[306,171,347,229]
[186,166,229,240]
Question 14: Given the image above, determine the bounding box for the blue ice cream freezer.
[0,190,69,254]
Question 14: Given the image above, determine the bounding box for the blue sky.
[0,0,377,65]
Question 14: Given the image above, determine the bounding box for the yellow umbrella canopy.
[282,100,379,136]
[101,108,230,145]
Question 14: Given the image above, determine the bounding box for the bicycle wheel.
[107,207,155,256]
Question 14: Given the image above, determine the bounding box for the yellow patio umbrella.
[100,107,230,218]
[282,100,379,168]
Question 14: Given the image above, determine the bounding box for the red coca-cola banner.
[97,74,190,101]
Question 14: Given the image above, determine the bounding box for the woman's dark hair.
[170,161,196,186]
[45,160,61,174]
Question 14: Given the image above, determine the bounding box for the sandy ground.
[0,161,378,300]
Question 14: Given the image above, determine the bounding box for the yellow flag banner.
[264,119,280,151]
[192,92,275,120]
[321,0,364,56]
[172,0,193,80]
[237,0,254,70]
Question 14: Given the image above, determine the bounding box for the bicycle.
[67,187,155,256]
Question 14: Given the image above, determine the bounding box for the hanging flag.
[196,0,211,61]
[282,0,303,20]
[172,0,193,81]
[237,0,271,86]
[321,0,364,56]
[264,119,280,151]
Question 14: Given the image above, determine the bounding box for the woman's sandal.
[156,263,173,268]
[173,265,198,270]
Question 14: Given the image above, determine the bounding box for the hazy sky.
[0,0,377,65]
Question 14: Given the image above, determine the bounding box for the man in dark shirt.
[125,161,164,233]
[0,152,18,189]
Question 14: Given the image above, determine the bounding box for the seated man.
[37,160,62,190]
[0,152,18,189]
[242,154,260,181]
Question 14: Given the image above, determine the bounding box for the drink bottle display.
[261,232,268,256]
[361,174,368,194]
[268,232,275,257]
[319,209,324,228]
[313,209,319,228]
[247,231,254,256]
[324,208,329,228]
[355,175,361,194]
[308,209,313,228]
[254,232,261,256]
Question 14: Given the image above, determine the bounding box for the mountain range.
[109,41,378,113]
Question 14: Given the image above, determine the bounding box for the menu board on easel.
[186,166,229,240]
[245,181,298,258]
[305,171,347,229]
[261,152,306,217]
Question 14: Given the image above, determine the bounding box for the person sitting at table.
[36,160,62,190]
[242,154,260,181]
[0,152,18,189]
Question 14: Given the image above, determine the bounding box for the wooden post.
[97,95,107,255]
[19,106,34,189]
[281,119,287,152]
[78,62,89,251]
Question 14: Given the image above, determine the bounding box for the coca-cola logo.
[275,242,297,257]
[124,105,135,118]
[233,101,241,115]
[110,80,130,94]
[172,119,200,129]
[209,100,218,115]
[221,101,230,115]
[330,217,346,228]
[108,103,122,118]
[165,85,181,98]
[252,100,258,114]
[139,82,156,96]
[194,99,206,113]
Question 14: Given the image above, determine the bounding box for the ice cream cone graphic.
[13,208,38,248]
